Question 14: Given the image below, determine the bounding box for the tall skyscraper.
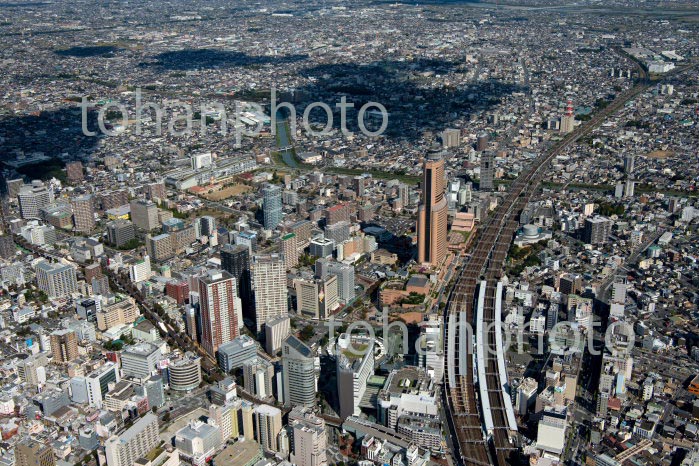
[107,219,136,248]
[316,259,355,304]
[144,182,166,202]
[262,183,283,230]
[120,342,161,380]
[49,329,79,364]
[14,440,55,466]
[254,404,283,453]
[197,215,217,237]
[560,100,575,134]
[294,275,339,319]
[476,132,489,151]
[146,233,174,262]
[71,194,96,233]
[337,338,375,419]
[129,199,159,231]
[243,357,274,398]
[104,412,159,466]
[479,151,494,191]
[282,335,316,408]
[324,221,350,245]
[583,216,612,245]
[442,128,461,148]
[398,183,410,206]
[417,148,448,266]
[252,254,287,332]
[220,243,253,317]
[624,154,635,174]
[280,232,299,269]
[198,270,240,356]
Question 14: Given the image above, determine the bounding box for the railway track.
[444,63,696,466]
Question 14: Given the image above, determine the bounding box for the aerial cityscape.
[0,0,698,465]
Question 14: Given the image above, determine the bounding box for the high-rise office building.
[309,237,334,258]
[353,174,370,197]
[104,412,159,466]
[417,317,444,382]
[36,261,78,298]
[282,335,316,408]
[65,161,84,183]
[217,335,257,373]
[107,219,136,248]
[14,440,55,466]
[220,243,253,316]
[121,343,162,380]
[624,154,635,174]
[417,148,448,266]
[18,182,53,220]
[254,404,283,453]
[84,362,120,408]
[198,270,240,356]
[288,407,327,466]
[262,183,283,230]
[49,329,79,364]
[294,274,339,319]
[252,254,287,332]
[337,338,375,419]
[479,151,494,191]
[233,230,258,253]
[316,259,355,304]
[129,199,159,231]
[71,194,95,233]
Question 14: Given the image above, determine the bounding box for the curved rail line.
[443,62,696,465]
